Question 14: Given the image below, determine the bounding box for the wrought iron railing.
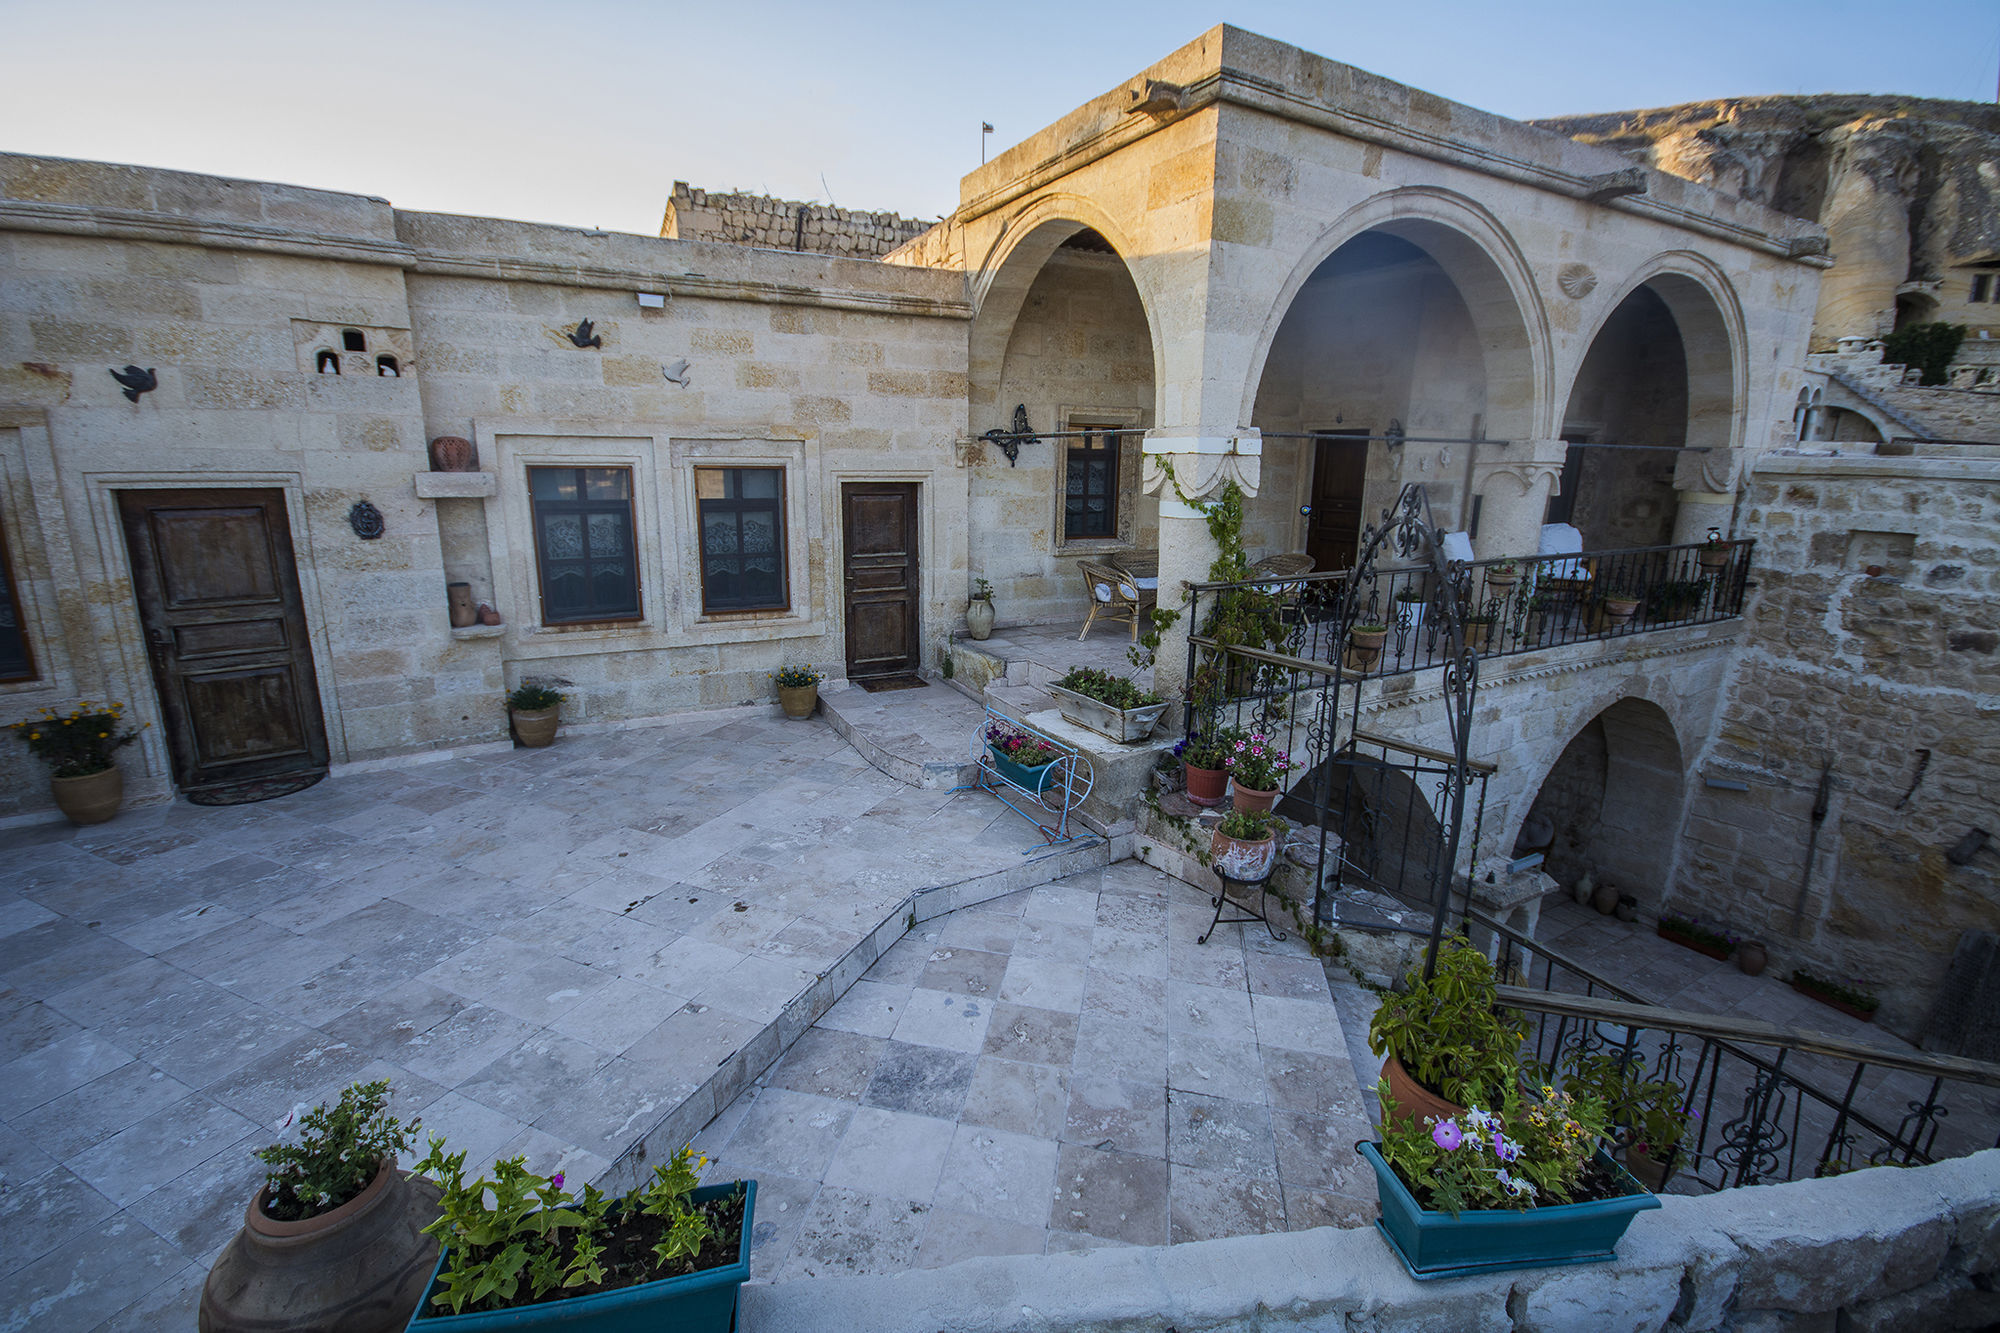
[1477,913,2000,1190]
[1184,538,1753,680]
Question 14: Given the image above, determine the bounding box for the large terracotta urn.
[200,1159,440,1332]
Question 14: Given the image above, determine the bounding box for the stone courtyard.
[3,696,1992,1329]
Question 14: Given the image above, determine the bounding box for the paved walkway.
[0,707,1103,1331]
[694,859,1374,1280]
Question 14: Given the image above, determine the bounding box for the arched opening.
[315,349,340,375]
[375,355,400,377]
[1249,215,1537,572]
[967,218,1159,626]
[1516,697,1685,909]
[1894,291,1939,331]
[1557,272,1737,549]
[341,329,367,352]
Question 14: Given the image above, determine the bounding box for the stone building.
[12,26,1985,1036]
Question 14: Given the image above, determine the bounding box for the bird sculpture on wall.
[565,319,603,349]
[661,358,691,387]
[109,365,157,402]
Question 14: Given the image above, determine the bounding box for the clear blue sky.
[5,1,1995,233]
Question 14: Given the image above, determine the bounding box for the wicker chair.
[1251,552,1313,581]
[1078,558,1157,641]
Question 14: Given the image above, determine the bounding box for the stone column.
[1142,430,1262,702]
[1673,448,1741,545]
[1468,439,1568,561]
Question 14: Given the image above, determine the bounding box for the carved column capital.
[1141,430,1262,517]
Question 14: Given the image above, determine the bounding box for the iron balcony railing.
[1480,913,2000,1190]
[1185,537,1753,680]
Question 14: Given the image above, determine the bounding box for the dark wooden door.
[842,483,920,679]
[117,488,328,792]
[1307,430,1368,572]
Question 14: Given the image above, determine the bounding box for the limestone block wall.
[1674,451,2000,1039]
[976,248,1155,625]
[0,153,969,819]
[661,182,932,259]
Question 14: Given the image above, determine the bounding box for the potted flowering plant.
[407,1142,753,1330]
[770,663,824,719]
[1789,969,1880,1022]
[1362,1080,1658,1277]
[1223,730,1297,812]
[505,683,565,749]
[1178,729,1237,807]
[201,1080,438,1332]
[1211,806,1283,880]
[1483,560,1521,596]
[8,700,144,825]
[1559,1050,1699,1190]
[1052,666,1167,742]
[984,719,1064,793]
[966,576,996,640]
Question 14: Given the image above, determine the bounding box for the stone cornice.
[1357,631,1741,715]
[0,200,973,322]
[1753,451,2000,484]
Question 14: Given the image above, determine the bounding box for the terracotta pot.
[1623,1145,1670,1192]
[1738,940,1769,977]
[965,598,995,641]
[1601,597,1640,627]
[51,766,122,826]
[1229,779,1278,813]
[1210,829,1279,881]
[1698,548,1731,575]
[1656,922,1734,963]
[428,435,477,472]
[476,603,502,626]
[200,1159,440,1333]
[777,683,818,719]
[446,582,475,628]
[1184,762,1228,807]
[1484,573,1519,598]
[1467,620,1496,653]
[1591,881,1620,916]
[1790,976,1876,1022]
[510,705,559,748]
[1615,894,1639,923]
[1380,1054,1463,1128]
[1345,627,1388,672]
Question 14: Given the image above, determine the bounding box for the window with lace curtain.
[697,467,789,613]
[528,466,642,624]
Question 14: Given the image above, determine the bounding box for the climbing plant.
[1882,322,1965,386]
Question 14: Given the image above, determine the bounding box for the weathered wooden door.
[117,488,329,792]
[842,483,920,679]
[1308,430,1368,572]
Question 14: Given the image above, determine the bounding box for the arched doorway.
[1556,271,1738,549]
[1248,211,1538,573]
[1517,698,1686,908]
[966,214,1161,627]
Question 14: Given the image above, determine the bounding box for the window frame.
[1063,426,1123,542]
[1052,409,1145,553]
[0,508,35,683]
[695,465,791,616]
[526,464,644,627]
[1974,274,1993,304]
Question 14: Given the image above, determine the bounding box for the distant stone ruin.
[659,181,932,258]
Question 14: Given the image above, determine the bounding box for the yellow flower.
[98,732,108,739]
[28,732,39,740]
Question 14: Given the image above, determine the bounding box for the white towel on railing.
[1441,531,1475,565]
[1538,523,1587,578]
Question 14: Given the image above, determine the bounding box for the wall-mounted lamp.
[636,292,667,309]
[1384,419,1406,447]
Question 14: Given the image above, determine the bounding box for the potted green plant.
[406,1142,754,1330]
[1051,666,1167,743]
[1599,585,1641,628]
[1362,1081,1659,1277]
[983,718,1064,793]
[770,663,824,719]
[1789,969,1880,1022]
[1345,622,1390,672]
[1210,806,1283,880]
[7,700,144,826]
[201,1079,438,1333]
[1559,1050,1699,1191]
[1367,935,1529,1127]
[966,576,996,641]
[1178,729,1236,807]
[1655,912,1737,962]
[505,684,565,748]
[1483,560,1521,597]
[1222,729,1297,812]
[1465,612,1498,653]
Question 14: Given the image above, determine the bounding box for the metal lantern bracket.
[979,404,1041,466]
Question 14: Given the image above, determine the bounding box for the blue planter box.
[1358,1143,1657,1280]
[407,1181,754,1331]
[988,744,1058,794]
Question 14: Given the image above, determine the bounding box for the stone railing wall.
[659,181,931,258]
[743,1151,2000,1332]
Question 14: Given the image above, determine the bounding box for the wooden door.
[1307,430,1368,572]
[842,483,919,679]
[117,488,328,792]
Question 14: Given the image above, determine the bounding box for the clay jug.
[1573,870,1596,908]
[1738,940,1769,977]
[1591,880,1620,916]
[446,582,475,628]
[200,1160,439,1332]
